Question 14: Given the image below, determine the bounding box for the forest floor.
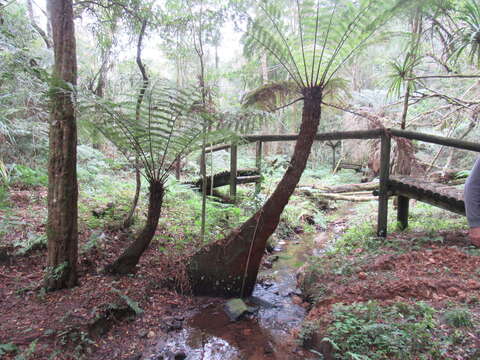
[1,184,480,359]
[0,186,199,360]
[298,204,480,359]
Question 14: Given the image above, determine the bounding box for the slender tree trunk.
[123,19,148,229]
[44,0,78,291]
[187,87,323,297]
[175,157,181,180]
[92,63,106,150]
[260,52,271,157]
[27,0,51,48]
[123,164,141,228]
[399,86,410,130]
[105,181,164,274]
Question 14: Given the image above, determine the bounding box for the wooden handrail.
[204,128,480,153]
[205,129,383,153]
[244,129,384,142]
[389,128,480,153]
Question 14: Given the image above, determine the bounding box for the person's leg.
[465,158,480,246]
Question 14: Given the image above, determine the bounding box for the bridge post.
[230,142,238,201]
[377,132,391,237]
[255,141,262,195]
[397,195,409,230]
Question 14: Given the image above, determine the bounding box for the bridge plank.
[388,176,465,215]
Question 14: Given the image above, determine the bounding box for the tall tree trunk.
[187,86,323,297]
[106,181,164,274]
[44,0,78,291]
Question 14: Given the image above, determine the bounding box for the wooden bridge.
[202,128,480,237]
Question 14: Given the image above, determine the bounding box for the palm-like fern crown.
[458,0,480,68]
[88,80,210,183]
[245,0,410,91]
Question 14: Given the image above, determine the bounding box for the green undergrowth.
[326,201,467,257]
[10,164,48,188]
[157,180,249,249]
[301,301,480,359]
[298,193,477,360]
[77,146,140,230]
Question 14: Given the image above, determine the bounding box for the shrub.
[10,164,48,187]
[321,301,442,359]
[444,308,473,328]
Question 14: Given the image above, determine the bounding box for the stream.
[142,233,323,360]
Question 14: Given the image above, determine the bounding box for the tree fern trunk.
[187,87,322,297]
[106,181,164,274]
[123,163,141,229]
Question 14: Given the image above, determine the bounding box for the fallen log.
[184,168,260,190]
[299,188,376,202]
[297,181,379,193]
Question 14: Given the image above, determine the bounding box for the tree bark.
[44,0,78,291]
[122,164,141,229]
[187,86,323,297]
[106,181,164,274]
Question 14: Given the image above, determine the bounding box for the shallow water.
[145,234,320,360]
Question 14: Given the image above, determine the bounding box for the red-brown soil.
[0,187,196,359]
[301,229,480,359]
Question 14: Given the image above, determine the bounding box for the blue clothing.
[465,158,480,228]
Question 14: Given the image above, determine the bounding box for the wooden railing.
[206,128,480,237]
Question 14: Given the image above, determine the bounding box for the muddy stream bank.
[141,232,330,360]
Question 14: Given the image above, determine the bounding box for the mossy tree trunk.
[44,0,79,291]
[105,181,164,274]
[187,86,323,297]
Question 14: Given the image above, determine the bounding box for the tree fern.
[449,0,480,68]
[187,0,412,297]
[83,79,235,274]
[245,0,412,90]
[86,80,213,183]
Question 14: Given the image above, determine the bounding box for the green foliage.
[113,289,144,315]
[450,0,480,67]
[443,308,473,328]
[12,339,38,360]
[0,343,18,356]
[14,233,47,255]
[245,0,411,89]
[330,220,378,255]
[0,185,8,209]
[159,181,248,246]
[83,80,231,184]
[281,196,325,234]
[301,167,362,186]
[324,301,441,359]
[0,1,49,164]
[44,262,69,283]
[386,53,423,98]
[409,202,467,234]
[455,169,470,178]
[0,158,11,186]
[10,164,48,188]
[298,319,322,345]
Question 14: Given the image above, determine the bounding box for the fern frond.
[246,0,412,89]
[82,79,228,183]
[241,80,301,112]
